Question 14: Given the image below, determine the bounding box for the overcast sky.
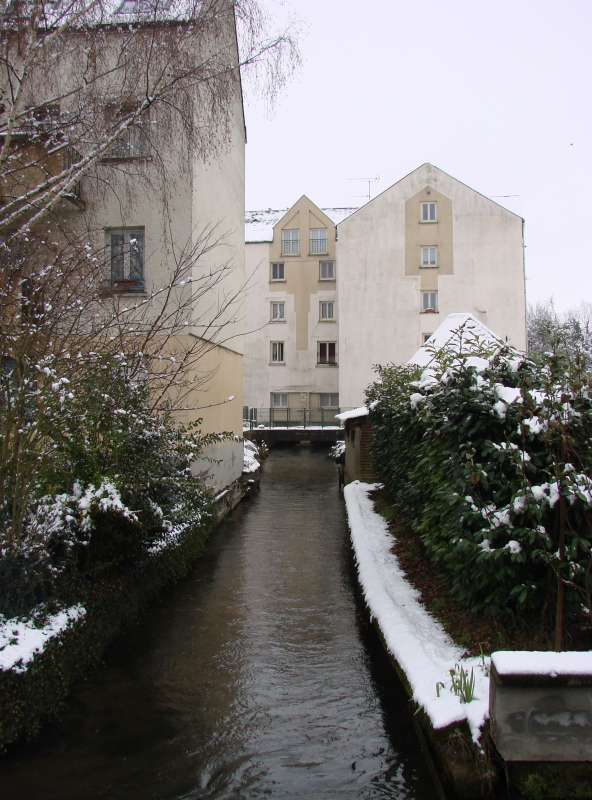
[243,0,591,311]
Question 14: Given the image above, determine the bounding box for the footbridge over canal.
[243,407,347,444]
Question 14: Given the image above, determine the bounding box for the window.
[310,228,327,254]
[320,393,339,407]
[320,261,335,280]
[423,333,433,343]
[281,230,299,255]
[107,228,145,289]
[271,341,285,363]
[421,246,437,267]
[116,0,173,12]
[105,106,150,159]
[271,262,285,281]
[271,301,285,320]
[272,393,288,407]
[318,342,337,365]
[320,301,334,320]
[421,202,436,222]
[422,291,438,312]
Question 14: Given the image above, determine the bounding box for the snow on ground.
[344,481,490,744]
[0,605,86,673]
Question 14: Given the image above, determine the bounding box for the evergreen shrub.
[367,330,592,627]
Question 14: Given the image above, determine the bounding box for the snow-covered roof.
[335,406,368,422]
[408,313,504,368]
[245,207,357,243]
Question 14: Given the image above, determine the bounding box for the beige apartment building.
[244,197,355,417]
[245,164,526,417]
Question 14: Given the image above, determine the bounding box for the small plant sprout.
[436,663,477,704]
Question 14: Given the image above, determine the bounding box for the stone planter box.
[489,651,592,763]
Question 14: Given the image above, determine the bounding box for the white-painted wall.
[338,163,526,408]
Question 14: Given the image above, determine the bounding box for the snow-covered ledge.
[343,480,490,742]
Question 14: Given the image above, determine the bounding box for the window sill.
[270,319,286,323]
[419,220,438,224]
[309,252,329,257]
[269,362,286,366]
[280,253,300,257]
[319,319,336,323]
[100,280,146,295]
[421,310,439,315]
[317,362,338,367]
[101,156,153,163]
[318,278,336,282]
[419,265,439,269]
[270,279,286,283]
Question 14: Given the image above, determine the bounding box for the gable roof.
[338,163,523,227]
[246,206,357,243]
[408,312,504,368]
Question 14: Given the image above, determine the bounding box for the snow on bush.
[366,328,592,626]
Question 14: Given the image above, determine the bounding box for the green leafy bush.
[0,353,219,616]
[367,330,592,633]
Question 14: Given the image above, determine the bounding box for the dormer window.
[281,230,299,255]
[310,229,327,254]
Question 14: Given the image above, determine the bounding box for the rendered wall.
[338,164,526,408]
[243,197,339,410]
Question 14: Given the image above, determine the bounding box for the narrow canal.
[1,445,437,800]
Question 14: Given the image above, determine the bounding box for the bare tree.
[0,0,299,545]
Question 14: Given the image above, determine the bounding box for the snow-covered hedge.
[367,333,592,627]
[0,354,219,618]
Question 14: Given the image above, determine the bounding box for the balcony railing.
[310,238,328,254]
[281,240,299,255]
[243,407,352,429]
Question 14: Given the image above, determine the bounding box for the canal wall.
[344,480,592,799]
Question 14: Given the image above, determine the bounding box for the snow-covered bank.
[344,480,490,743]
[0,606,86,673]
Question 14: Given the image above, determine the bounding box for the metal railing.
[243,407,353,430]
[310,238,328,254]
[281,240,299,255]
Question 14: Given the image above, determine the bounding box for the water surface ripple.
[1,445,436,799]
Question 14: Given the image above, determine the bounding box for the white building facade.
[337,164,527,408]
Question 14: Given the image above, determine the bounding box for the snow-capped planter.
[490,651,592,762]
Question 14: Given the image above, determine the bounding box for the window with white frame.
[421,246,437,267]
[420,202,436,222]
[104,106,150,159]
[271,301,285,320]
[318,342,337,365]
[271,341,285,363]
[310,228,327,254]
[281,230,299,254]
[107,228,145,288]
[271,262,285,281]
[272,393,288,407]
[320,301,334,320]
[320,261,335,280]
[422,291,438,312]
[320,393,339,407]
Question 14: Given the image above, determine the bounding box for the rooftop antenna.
[347,176,380,202]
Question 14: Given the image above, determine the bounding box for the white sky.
[244,0,592,311]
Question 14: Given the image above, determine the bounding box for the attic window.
[116,0,172,14]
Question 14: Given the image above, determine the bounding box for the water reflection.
[1,444,435,799]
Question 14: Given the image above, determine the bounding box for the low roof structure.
[408,312,504,368]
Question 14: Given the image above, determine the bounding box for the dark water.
[1,445,436,800]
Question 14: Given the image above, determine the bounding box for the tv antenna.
[347,175,380,202]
